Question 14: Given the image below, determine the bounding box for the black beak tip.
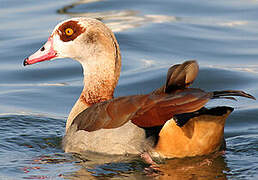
[23,58,29,66]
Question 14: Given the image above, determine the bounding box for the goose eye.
[65,28,74,36]
[58,20,86,42]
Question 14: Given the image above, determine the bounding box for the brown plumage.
[72,60,254,131]
[23,18,255,158]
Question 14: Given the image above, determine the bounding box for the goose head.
[24,18,121,103]
[24,18,120,66]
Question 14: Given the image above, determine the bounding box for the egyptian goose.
[23,18,255,160]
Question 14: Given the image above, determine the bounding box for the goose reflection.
[64,152,229,179]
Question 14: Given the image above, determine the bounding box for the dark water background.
[0,0,258,179]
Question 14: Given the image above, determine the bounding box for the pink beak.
[23,37,57,66]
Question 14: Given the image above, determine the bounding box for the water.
[0,0,258,179]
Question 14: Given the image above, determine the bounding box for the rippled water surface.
[1,0,258,179]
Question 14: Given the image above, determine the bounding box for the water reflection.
[57,0,177,32]
[61,152,229,179]
[157,155,229,180]
[218,21,248,27]
[208,64,258,74]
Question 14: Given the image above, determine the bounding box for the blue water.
[0,0,258,179]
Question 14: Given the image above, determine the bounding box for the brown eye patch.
[57,20,86,42]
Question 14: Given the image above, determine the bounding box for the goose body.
[24,18,255,159]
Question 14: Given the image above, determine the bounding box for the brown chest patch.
[79,91,112,106]
[57,20,86,42]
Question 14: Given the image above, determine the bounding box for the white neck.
[65,24,121,131]
[66,47,121,131]
[81,56,116,104]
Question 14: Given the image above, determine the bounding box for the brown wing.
[72,95,148,131]
[131,88,211,127]
[153,60,199,95]
[71,88,212,131]
[165,60,198,91]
